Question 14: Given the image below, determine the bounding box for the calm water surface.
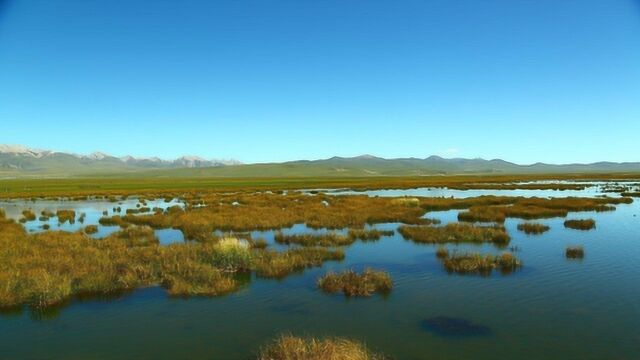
[1,189,639,359]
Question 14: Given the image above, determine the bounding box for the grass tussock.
[257,335,387,360]
[440,252,521,275]
[565,246,585,259]
[564,219,596,230]
[398,223,510,245]
[275,232,354,247]
[56,210,76,224]
[517,222,550,235]
[252,248,344,279]
[84,225,98,234]
[21,209,36,222]
[317,268,392,297]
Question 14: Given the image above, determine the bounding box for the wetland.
[1,177,639,359]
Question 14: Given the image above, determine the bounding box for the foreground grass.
[0,213,343,310]
[317,269,393,297]
[257,335,387,360]
[398,223,510,245]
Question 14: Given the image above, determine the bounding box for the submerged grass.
[398,223,510,245]
[317,268,393,297]
[566,246,585,259]
[257,335,387,360]
[517,222,550,235]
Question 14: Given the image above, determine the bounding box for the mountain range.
[0,145,241,176]
[1,145,639,178]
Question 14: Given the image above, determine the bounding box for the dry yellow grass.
[257,335,387,360]
[317,268,393,297]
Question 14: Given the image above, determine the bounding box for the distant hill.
[1,145,639,178]
[0,145,241,177]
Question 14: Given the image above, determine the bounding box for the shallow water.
[1,190,640,359]
[313,183,624,198]
[0,197,185,243]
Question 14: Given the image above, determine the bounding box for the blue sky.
[1,0,639,164]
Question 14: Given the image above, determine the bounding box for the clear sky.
[1,0,639,164]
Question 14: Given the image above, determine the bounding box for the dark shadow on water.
[421,316,492,337]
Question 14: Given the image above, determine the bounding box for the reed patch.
[564,219,596,230]
[439,252,521,275]
[257,335,387,360]
[517,222,550,235]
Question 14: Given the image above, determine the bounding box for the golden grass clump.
[56,209,76,224]
[435,246,449,258]
[517,222,550,235]
[41,209,55,218]
[257,335,387,360]
[98,215,129,227]
[84,225,99,234]
[21,209,36,222]
[398,223,510,245]
[317,268,392,297]
[565,246,585,259]
[440,252,521,275]
[563,219,596,230]
[252,248,344,279]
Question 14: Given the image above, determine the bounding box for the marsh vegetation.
[317,268,393,297]
[564,219,596,231]
[257,335,387,360]
[517,222,550,235]
[398,223,510,245]
[566,246,585,259]
[0,211,344,310]
[0,176,638,360]
[439,252,521,275]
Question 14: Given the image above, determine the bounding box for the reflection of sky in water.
[0,198,184,243]
[316,186,618,198]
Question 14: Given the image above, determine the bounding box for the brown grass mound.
[564,219,595,230]
[317,268,392,297]
[257,335,387,360]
